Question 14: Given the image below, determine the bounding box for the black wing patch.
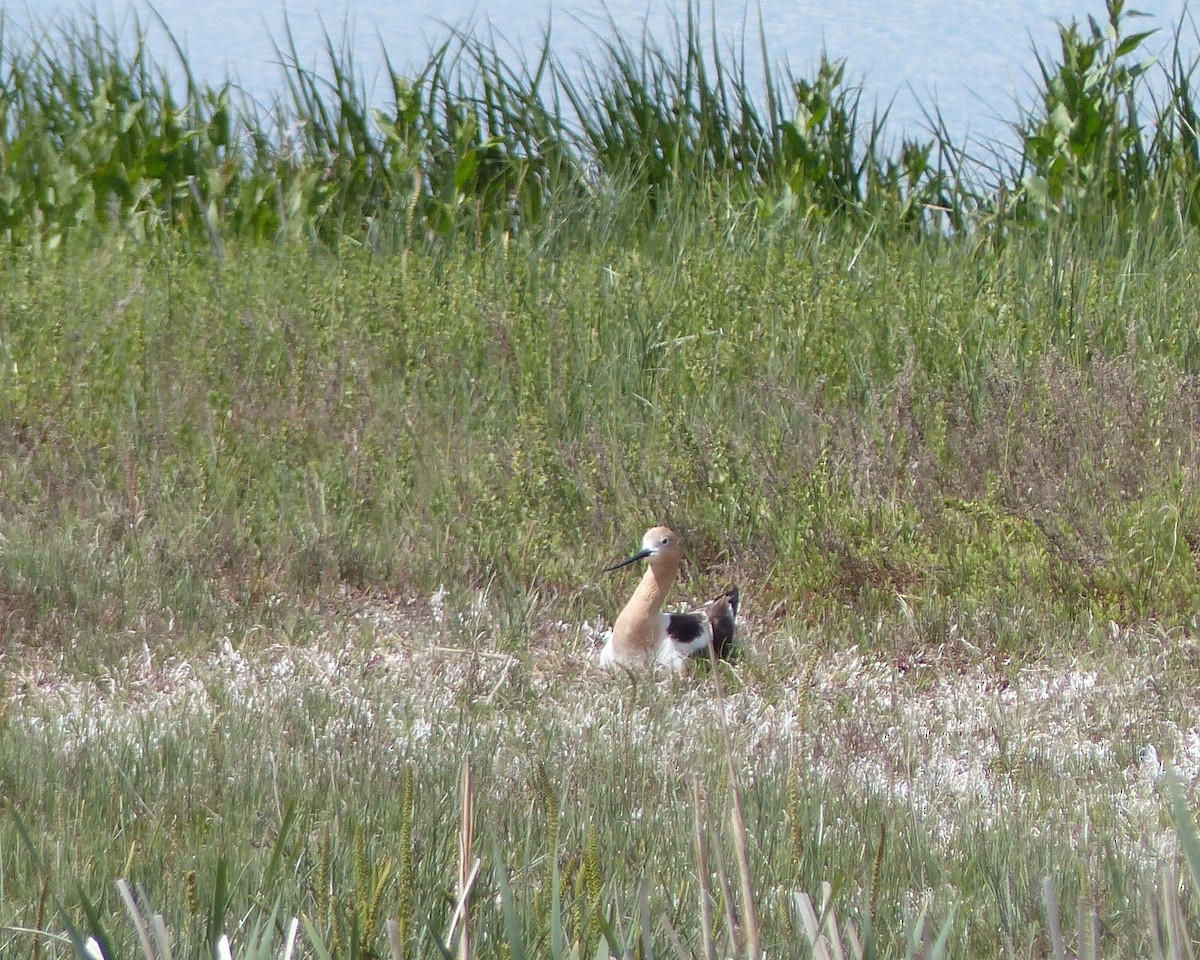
[665,586,741,662]
[666,612,706,646]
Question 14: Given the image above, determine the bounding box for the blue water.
[4,0,1196,148]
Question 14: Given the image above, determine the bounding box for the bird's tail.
[707,585,739,659]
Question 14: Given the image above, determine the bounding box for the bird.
[598,525,739,670]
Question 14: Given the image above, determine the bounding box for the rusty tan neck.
[612,551,680,660]
[624,555,679,618]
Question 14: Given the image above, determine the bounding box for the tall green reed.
[0,2,999,249]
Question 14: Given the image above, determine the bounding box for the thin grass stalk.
[1161,864,1190,960]
[1042,876,1066,960]
[792,891,833,960]
[638,877,655,960]
[860,821,881,933]
[115,879,156,960]
[150,914,172,960]
[495,853,526,960]
[691,776,716,960]
[1169,767,1200,897]
[717,702,761,957]
[707,807,738,958]
[927,906,956,960]
[824,895,847,960]
[1167,866,1184,960]
[458,757,474,960]
[550,847,565,960]
[661,913,690,960]
[186,176,223,264]
[1166,768,1200,960]
[904,901,927,960]
[609,890,628,956]
[1146,880,1168,960]
[392,768,414,958]
[386,919,403,960]
[1076,895,1099,960]
[282,918,299,960]
[846,918,864,960]
[33,876,48,960]
[445,854,483,944]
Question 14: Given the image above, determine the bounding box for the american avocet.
[598,525,739,670]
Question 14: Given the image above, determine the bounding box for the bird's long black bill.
[603,547,652,572]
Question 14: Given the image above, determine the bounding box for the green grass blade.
[1167,767,1200,899]
[9,805,93,957]
[495,854,526,960]
[207,854,230,948]
[263,802,298,894]
[302,916,336,960]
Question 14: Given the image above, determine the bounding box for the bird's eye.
[660,536,670,545]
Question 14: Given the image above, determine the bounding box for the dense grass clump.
[8,1,1200,958]
[0,0,1196,248]
[6,227,1200,650]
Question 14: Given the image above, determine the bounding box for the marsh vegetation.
[6,1,1200,957]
